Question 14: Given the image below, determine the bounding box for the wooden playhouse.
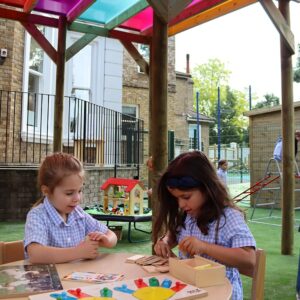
[100,178,144,215]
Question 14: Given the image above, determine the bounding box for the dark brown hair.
[153,151,240,243]
[34,153,84,206]
[218,159,228,169]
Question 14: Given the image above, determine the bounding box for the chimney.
[186,53,190,74]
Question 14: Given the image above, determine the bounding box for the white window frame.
[22,27,56,143]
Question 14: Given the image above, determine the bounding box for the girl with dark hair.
[24,153,117,264]
[153,151,256,300]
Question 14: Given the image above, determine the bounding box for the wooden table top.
[2,252,232,300]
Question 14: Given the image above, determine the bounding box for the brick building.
[0,21,211,219]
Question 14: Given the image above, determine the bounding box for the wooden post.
[151,12,168,241]
[53,16,67,152]
[279,0,294,255]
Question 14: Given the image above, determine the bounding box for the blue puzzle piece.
[50,291,77,300]
[114,284,134,294]
[161,279,172,288]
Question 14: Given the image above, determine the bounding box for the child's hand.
[154,239,172,258]
[178,237,207,257]
[88,232,110,247]
[76,239,99,260]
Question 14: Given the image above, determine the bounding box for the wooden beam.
[53,16,67,153]
[0,7,59,27]
[66,33,97,61]
[69,22,151,44]
[151,12,168,243]
[279,0,294,255]
[168,0,257,36]
[68,22,109,36]
[147,0,192,23]
[109,30,151,45]
[105,0,148,30]
[0,0,23,6]
[168,0,193,21]
[169,0,227,26]
[23,0,38,13]
[21,21,57,64]
[259,0,294,54]
[121,40,149,75]
[67,0,95,23]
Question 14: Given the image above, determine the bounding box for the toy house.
[100,178,144,215]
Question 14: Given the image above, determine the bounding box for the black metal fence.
[0,90,144,175]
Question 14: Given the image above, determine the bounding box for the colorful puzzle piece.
[100,287,113,297]
[148,277,159,287]
[113,284,134,294]
[68,288,91,298]
[50,291,77,300]
[161,279,172,288]
[134,278,148,288]
[171,281,187,292]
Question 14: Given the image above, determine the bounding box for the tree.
[254,93,279,109]
[192,58,231,116]
[192,59,249,145]
[294,43,300,83]
[209,86,249,144]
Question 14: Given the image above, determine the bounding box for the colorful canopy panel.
[0,0,257,35]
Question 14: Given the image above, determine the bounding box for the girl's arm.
[27,239,100,264]
[179,237,256,270]
[88,229,118,248]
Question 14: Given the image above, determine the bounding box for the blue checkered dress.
[24,197,108,250]
[177,207,256,300]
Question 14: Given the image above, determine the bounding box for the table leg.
[126,221,151,243]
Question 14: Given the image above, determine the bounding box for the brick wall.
[0,167,137,221]
[246,103,300,207]
[122,37,195,179]
[0,19,24,91]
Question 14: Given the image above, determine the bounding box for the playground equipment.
[233,158,300,220]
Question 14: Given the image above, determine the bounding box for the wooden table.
[4,253,232,300]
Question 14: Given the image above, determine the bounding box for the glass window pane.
[29,39,44,73]
[122,106,137,118]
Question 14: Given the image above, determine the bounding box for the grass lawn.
[0,206,299,300]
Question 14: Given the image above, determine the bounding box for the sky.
[175,2,300,103]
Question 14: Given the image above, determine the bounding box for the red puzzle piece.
[171,281,187,292]
[134,278,148,288]
[68,288,91,298]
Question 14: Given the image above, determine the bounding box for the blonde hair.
[34,153,84,206]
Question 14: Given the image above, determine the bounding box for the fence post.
[137,119,140,178]
[114,111,118,178]
[240,143,243,183]
[168,130,174,162]
[82,100,87,164]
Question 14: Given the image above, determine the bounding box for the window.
[22,26,56,141]
[122,105,138,118]
[27,26,45,126]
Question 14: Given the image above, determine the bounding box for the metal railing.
[0,90,144,175]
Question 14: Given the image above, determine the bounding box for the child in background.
[24,153,117,264]
[217,159,228,185]
[153,151,256,300]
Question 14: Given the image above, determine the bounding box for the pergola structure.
[0,0,297,254]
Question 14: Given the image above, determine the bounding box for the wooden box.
[169,255,226,287]
[108,225,123,241]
